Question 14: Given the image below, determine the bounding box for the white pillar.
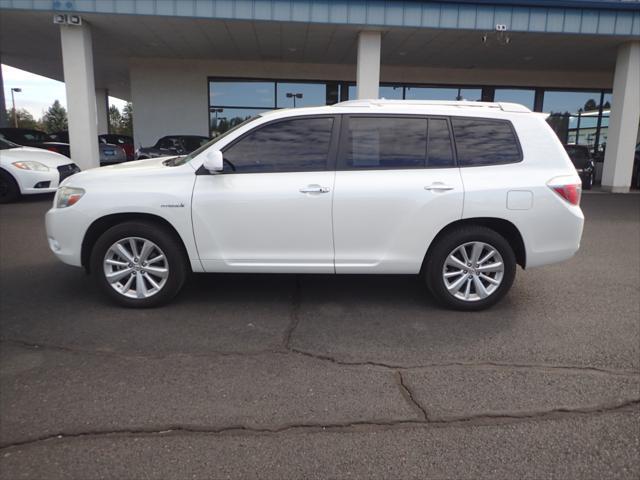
[60,21,99,169]
[356,31,381,100]
[602,42,640,193]
[95,88,109,135]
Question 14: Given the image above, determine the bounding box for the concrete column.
[95,88,109,135]
[60,21,99,169]
[356,31,381,100]
[602,42,640,193]
[0,60,8,128]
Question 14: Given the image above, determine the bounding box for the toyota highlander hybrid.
[45,100,584,310]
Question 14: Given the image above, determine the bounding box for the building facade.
[1,0,639,191]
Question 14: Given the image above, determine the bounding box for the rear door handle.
[299,185,330,194]
[424,183,455,191]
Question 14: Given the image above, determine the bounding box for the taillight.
[46,146,60,153]
[548,176,582,206]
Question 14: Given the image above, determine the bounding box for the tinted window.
[427,119,454,167]
[345,117,427,169]
[182,137,208,152]
[223,117,334,173]
[452,118,521,166]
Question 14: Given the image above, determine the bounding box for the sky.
[2,64,127,119]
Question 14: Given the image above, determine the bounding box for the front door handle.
[299,185,330,194]
[424,182,455,191]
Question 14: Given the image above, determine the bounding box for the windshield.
[170,116,260,167]
[0,134,20,150]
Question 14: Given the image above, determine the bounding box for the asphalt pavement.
[0,193,638,479]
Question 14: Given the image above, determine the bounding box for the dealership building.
[0,0,638,191]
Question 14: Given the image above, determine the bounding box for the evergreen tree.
[109,104,122,134]
[121,102,133,136]
[583,99,598,111]
[42,100,68,133]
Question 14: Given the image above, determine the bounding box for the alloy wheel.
[103,237,169,299]
[442,241,505,302]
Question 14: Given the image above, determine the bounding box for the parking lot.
[0,193,638,479]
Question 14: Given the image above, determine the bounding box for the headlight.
[12,161,50,171]
[55,187,85,208]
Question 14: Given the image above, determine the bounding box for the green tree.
[41,100,68,133]
[6,108,40,130]
[120,102,133,136]
[108,104,122,134]
[583,99,598,112]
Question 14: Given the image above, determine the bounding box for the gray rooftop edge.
[0,0,638,36]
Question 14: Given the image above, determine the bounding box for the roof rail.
[333,99,531,113]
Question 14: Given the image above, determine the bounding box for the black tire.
[0,169,20,204]
[424,226,517,311]
[90,221,188,307]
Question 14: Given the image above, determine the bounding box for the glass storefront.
[208,78,613,156]
[494,88,536,110]
[209,80,342,137]
[543,90,612,159]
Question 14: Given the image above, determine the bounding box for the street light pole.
[286,92,303,108]
[211,107,223,130]
[10,87,22,128]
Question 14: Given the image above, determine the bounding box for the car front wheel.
[425,226,516,311]
[0,170,20,203]
[90,221,187,307]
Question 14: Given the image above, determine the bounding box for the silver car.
[99,142,127,165]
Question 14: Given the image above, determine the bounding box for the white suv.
[46,100,584,310]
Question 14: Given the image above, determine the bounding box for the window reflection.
[543,90,609,154]
[494,89,535,110]
[210,108,268,138]
[405,87,482,102]
[209,81,275,108]
[277,83,326,108]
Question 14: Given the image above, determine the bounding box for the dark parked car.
[564,144,595,190]
[49,131,127,165]
[136,135,209,159]
[99,134,134,161]
[0,127,70,157]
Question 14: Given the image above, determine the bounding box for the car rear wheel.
[425,226,516,311]
[0,170,20,204]
[90,221,187,307]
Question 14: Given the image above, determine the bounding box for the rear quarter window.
[451,118,522,167]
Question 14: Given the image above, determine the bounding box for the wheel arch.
[422,217,527,272]
[81,212,191,273]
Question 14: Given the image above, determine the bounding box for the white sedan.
[0,134,80,203]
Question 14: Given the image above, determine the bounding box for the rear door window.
[343,116,427,169]
[340,116,456,170]
[451,118,522,166]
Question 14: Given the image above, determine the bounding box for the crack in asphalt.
[396,371,429,420]
[1,399,637,452]
[2,337,639,378]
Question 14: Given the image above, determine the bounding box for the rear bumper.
[525,203,584,268]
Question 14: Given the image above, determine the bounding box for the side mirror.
[203,150,224,172]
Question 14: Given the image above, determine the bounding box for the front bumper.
[16,163,80,195]
[45,204,90,267]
